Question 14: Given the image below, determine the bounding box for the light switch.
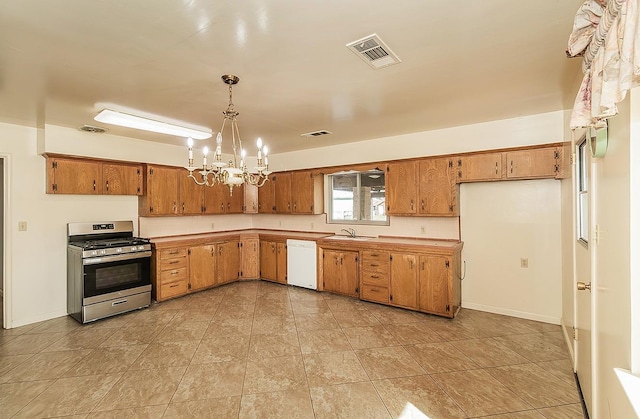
[520,258,528,268]
[18,221,27,231]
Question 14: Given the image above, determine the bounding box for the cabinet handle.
[410,260,414,269]
[410,199,414,210]
[369,288,379,293]
[293,203,297,211]
[510,160,513,174]
[370,275,380,279]
[93,180,96,191]
[173,202,177,212]
[421,200,425,211]
[221,203,225,211]
[105,180,109,191]
[495,162,499,175]
[422,261,425,270]
[168,250,179,255]
[170,270,179,275]
[169,283,179,288]
[182,203,185,213]
[169,260,179,265]
[227,203,231,210]
[369,253,379,257]
[370,263,379,267]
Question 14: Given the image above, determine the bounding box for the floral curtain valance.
[567,0,640,129]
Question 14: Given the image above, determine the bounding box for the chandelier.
[186,74,271,194]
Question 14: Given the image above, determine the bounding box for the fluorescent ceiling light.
[94,109,212,140]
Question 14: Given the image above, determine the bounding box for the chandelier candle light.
[186,74,271,194]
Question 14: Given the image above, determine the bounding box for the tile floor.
[0,281,585,418]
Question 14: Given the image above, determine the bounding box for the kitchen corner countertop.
[148,229,461,252]
[149,229,334,249]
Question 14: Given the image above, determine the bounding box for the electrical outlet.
[310,222,315,230]
[520,258,529,268]
[420,226,426,234]
[279,221,282,227]
[211,223,215,230]
[18,221,27,231]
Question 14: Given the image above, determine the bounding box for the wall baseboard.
[8,310,67,329]
[560,317,576,368]
[461,302,561,324]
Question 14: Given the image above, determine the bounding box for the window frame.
[577,136,589,246]
[327,171,389,226]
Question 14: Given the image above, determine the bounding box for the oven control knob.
[116,248,122,253]
[91,250,98,257]
[138,245,145,251]
[100,249,107,255]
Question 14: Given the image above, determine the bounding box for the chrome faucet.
[341,228,356,238]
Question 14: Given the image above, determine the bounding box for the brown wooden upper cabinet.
[274,172,292,214]
[418,157,458,216]
[456,152,503,182]
[47,156,142,195]
[258,175,276,213]
[204,183,244,215]
[139,165,180,216]
[258,170,323,215]
[386,161,419,215]
[387,158,457,216]
[179,168,205,215]
[506,147,562,179]
[244,183,259,214]
[291,171,324,214]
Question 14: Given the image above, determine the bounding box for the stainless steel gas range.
[67,221,152,323]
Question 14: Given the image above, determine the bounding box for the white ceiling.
[0,0,583,154]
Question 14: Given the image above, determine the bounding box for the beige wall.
[459,180,562,323]
[590,92,635,417]
[2,109,566,328]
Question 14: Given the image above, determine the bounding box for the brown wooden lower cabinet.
[240,236,259,279]
[322,250,359,297]
[188,244,216,292]
[319,240,462,318]
[260,239,287,284]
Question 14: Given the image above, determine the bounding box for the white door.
[574,137,593,415]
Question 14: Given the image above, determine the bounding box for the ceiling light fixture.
[186,74,271,194]
[94,109,212,140]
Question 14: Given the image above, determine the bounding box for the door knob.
[577,281,591,291]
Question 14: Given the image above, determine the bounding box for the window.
[577,137,589,244]
[328,170,388,225]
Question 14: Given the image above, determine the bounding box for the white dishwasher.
[286,239,317,290]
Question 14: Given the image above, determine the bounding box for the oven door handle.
[83,251,152,265]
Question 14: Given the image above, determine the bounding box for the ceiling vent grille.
[78,124,107,133]
[301,130,332,137]
[346,34,401,69]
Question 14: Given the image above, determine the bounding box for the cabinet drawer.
[160,267,187,284]
[159,280,187,299]
[160,256,187,270]
[360,285,389,304]
[160,248,187,259]
[361,271,389,287]
[361,251,390,265]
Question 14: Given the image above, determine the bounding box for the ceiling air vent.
[346,33,401,69]
[78,124,107,133]
[301,130,332,137]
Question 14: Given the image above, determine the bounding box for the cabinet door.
[260,240,277,281]
[390,253,418,309]
[339,251,359,297]
[203,183,226,214]
[322,250,341,293]
[179,169,204,215]
[386,161,418,214]
[48,158,103,194]
[188,245,215,292]
[291,171,314,214]
[146,166,180,215]
[217,241,240,284]
[419,157,458,216]
[244,183,259,214]
[258,176,276,213]
[103,163,142,195]
[276,242,287,284]
[419,255,451,316]
[240,238,260,279]
[226,183,245,213]
[506,147,559,179]
[456,153,503,182]
[274,173,292,213]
